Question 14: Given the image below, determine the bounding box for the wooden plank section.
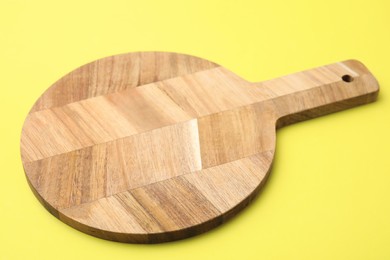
[30,52,219,113]
[198,103,276,168]
[156,67,265,116]
[60,192,161,234]
[24,119,202,209]
[21,52,380,243]
[129,177,220,231]
[184,152,274,213]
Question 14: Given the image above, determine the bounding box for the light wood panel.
[20,52,379,243]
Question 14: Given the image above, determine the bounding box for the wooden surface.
[20,52,379,243]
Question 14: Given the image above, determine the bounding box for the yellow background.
[1,0,389,259]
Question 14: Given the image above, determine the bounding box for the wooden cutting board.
[20,52,379,243]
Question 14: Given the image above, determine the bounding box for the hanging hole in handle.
[342,74,354,83]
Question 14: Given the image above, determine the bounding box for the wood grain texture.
[20,52,379,243]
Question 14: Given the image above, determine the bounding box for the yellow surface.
[1,0,389,259]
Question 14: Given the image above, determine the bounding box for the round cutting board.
[20,52,379,243]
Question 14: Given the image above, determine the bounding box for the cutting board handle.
[254,60,380,128]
